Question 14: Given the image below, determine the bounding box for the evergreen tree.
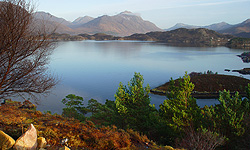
[202,90,249,139]
[114,72,154,132]
[89,99,120,126]
[159,72,201,131]
[87,99,102,115]
[61,94,87,121]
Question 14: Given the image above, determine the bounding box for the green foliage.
[87,99,102,115]
[62,94,84,108]
[114,72,154,132]
[245,83,250,100]
[61,94,87,120]
[202,90,249,139]
[58,74,250,149]
[159,72,201,131]
[43,110,51,114]
[89,100,120,126]
[204,70,218,75]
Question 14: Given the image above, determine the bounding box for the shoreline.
[150,90,247,99]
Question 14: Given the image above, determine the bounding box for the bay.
[28,41,249,114]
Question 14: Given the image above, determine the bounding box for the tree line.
[61,72,250,150]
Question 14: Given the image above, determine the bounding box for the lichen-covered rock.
[14,124,37,150]
[37,137,46,148]
[0,130,15,149]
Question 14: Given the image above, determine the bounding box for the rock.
[14,124,37,150]
[164,145,175,150]
[37,137,46,148]
[0,130,15,149]
[59,146,71,150]
[60,138,68,145]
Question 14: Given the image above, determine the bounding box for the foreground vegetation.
[2,72,250,149]
[0,100,171,149]
[59,72,250,150]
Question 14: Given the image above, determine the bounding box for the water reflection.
[13,41,249,114]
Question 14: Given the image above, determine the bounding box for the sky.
[36,0,250,29]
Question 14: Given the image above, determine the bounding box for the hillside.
[70,16,94,28]
[125,28,233,46]
[75,11,163,36]
[76,28,235,47]
[0,100,177,149]
[219,19,250,38]
[33,12,76,34]
[167,19,250,38]
[33,11,163,36]
[166,22,233,32]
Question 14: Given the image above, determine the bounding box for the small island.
[237,52,250,63]
[151,73,250,99]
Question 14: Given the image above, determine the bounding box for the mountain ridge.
[34,11,250,38]
[166,20,250,38]
[34,11,163,36]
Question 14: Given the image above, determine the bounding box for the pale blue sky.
[37,0,250,29]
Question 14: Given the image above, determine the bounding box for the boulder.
[0,130,15,149]
[59,146,71,150]
[14,124,37,150]
[37,137,47,148]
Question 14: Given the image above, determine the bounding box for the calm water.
[24,41,250,114]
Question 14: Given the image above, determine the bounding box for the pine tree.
[159,72,201,131]
[114,72,154,132]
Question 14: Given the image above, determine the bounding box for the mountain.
[71,16,94,28]
[167,22,232,31]
[33,12,76,34]
[33,11,163,36]
[74,11,163,36]
[219,19,250,38]
[166,23,200,31]
[167,20,250,38]
[34,12,71,26]
[204,22,233,31]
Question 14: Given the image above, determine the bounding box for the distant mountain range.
[34,11,250,38]
[33,11,163,36]
[166,19,250,38]
[166,22,233,31]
